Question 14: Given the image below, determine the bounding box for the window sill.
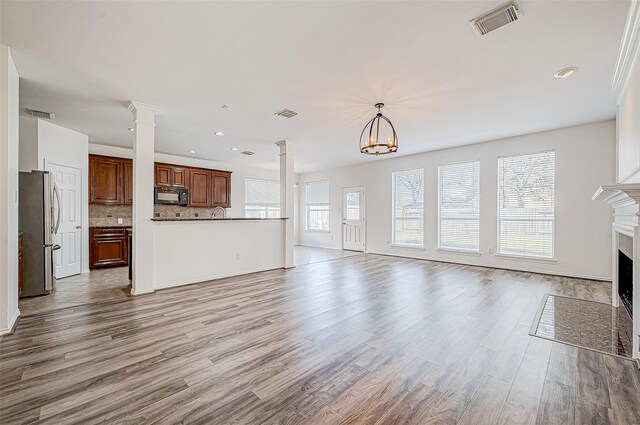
[437,248,481,257]
[494,253,557,264]
[305,229,330,234]
[390,244,426,251]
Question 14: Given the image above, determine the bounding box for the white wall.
[18,116,37,172]
[153,220,284,289]
[26,120,91,273]
[618,56,640,183]
[299,121,615,280]
[616,1,640,184]
[88,143,280,218]
[0,46,20,334]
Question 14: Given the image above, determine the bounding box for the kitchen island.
[150,217,286,289]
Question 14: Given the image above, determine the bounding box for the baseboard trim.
[153,266,285,291]
[0,308,21,336]
[365,250,611,282]
[130,289,155,296]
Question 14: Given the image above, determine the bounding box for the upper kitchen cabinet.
[89,155,124,204]
[155,163,188,188]
[89,154,231,207]
[124,161,134,205]
[188,169,211,207]
[89,154,133,205]
[212,172,231,207]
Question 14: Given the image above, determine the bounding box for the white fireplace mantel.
[593,184,640,238]
[593,184,640,360]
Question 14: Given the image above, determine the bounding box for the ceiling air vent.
[242,151,255,156]
[471,2,520,35]
[25,108,55,119]
[274,108,298,119]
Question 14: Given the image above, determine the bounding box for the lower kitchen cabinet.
[89,227,129,269]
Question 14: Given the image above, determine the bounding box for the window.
[438,161,480,252]
[305,180,330,231]
[392,169,424,247]
[245,178,280,218]
[498,151,555,259]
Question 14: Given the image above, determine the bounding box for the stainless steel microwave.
[154,187,188,206]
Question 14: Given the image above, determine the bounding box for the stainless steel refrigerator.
[19,170,61,297]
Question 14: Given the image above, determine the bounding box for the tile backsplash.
[89,205,132,227]
[89,204,228,227]
[154,205,227,218]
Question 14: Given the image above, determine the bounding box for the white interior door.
[49,163,82,278]
[343,186,365,252]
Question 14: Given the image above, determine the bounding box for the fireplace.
[593,183,640,360]
[619,249,634,317]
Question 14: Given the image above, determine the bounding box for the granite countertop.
[151,217,287,222]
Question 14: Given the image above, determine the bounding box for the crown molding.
[612,0,640,102]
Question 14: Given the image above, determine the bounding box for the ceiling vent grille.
[242,151,255,156]
[274,108,298,118]
[25,108,55,119]
[471,3,520,35]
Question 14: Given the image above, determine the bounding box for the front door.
[343,186,365,252]
[49,163,82,278]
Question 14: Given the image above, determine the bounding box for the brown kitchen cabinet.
[188,169,211,207]
[186,169,232,208]
[89,155,124,204]
[89,227,129,269]
[124,160,134,205]
[89,154,232,208]
[89,154,133,205]
[211,172,231,207]
[155,163,188,188]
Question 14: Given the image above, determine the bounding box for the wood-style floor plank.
[1,254,638,424]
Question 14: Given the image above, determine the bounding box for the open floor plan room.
[2,255,639,424]
[1,1,640,424]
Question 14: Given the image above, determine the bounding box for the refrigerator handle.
[53,183,62,234]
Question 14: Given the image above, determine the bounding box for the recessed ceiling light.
[554,66,579,79]
[128,127,134,132]
[214,131,224,136]
[188,150,196,154]
[231,147,239,151]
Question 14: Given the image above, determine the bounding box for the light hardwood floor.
[1,254,639,424]
[18,246,355,316]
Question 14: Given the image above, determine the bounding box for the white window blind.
[305,181,330,231]
[439,161,480,252]
[392,169,424,247]
[245,178,280,218]
[498,151,555,259]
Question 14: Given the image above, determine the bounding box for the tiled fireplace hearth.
[593,184,640,360]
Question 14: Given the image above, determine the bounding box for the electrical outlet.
[488,248,493,254]
[235,253,240,260]
[117,218,123,224]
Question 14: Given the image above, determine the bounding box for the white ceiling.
[1,1,629,173]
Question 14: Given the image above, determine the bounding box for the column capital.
[276,140,297,154]
[128,101,160,115]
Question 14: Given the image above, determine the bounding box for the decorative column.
[128,101,159,295]
[0,46,20,335]
[276,140,295,269]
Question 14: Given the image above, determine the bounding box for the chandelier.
[359,103,398,155]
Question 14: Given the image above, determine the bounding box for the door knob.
[76,225,82,229]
